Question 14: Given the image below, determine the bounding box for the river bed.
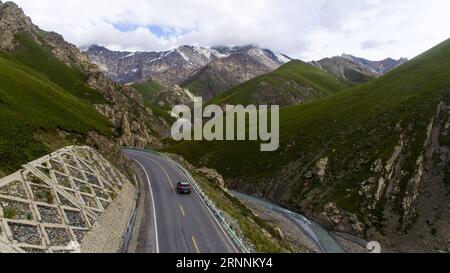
[231,191,347,253]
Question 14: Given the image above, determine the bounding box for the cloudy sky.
[12,0,450,61]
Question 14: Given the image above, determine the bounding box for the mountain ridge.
[341,53,408,75]
[210,60,349,106]
[85,44,290,85]
[166,38,450,252]
[311,54,407,84]
[86,43,292,101]
[0,1,167,174]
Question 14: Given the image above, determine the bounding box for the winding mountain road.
[124,149,238,253]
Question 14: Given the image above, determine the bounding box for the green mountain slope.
[0,0,173,177]
[0,51,112,174]
[180,49,281,101]
[166,39,450,252]
[11,33,106,104]
[132,80,163,101]
[131,80,174,123]
[211,60,349,106]
[310,56,377,84]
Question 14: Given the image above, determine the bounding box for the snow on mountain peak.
[276,53,292,64]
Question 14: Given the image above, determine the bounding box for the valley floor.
[232,191,370,253]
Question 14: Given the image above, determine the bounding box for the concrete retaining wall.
[0,146,135,253]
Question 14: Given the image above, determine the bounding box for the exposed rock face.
[0,1,38,51]
[86,72,169,146]
[210,60,348,107]
[233,101,450,252]
[86,44,290,101]
[86,44,222,84]
[311,57,377,84]
[0,2,93,71]
[44,31,96,72]
[315,203,365,235]
[181,47,287,101]
[0,1,168,157]
[141,83,195,109]
[311,54,407,84]
[313,158,329,182]
[198,167,226,188]
[341,54,408,76]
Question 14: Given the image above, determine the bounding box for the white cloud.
[11,0,450,60]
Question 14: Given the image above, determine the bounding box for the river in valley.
[231,191,347,253]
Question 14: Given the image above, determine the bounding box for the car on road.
[177,181,192,194]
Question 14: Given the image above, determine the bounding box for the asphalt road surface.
[124,149,238,253]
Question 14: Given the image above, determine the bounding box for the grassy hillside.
[132,80,163,101]
[169,38,450,194]
[0,4,166,181]
[0,49,112,175]
[166,39,450,250]
[211,60,349,106]
[11,33,106,104]
[311,57,377,85]
[181,66,234,101]
[181,68,215,97]
[131,81,174,123]
[342,67,375,84]
[180,53,277,101]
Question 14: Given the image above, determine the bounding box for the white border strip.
[165,159,240,253]
[130,158,160,254]
[125,147,252,253]
[159,156,250,253]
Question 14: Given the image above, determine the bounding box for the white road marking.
[146,157,177,193]
[160,157,240,253]
[132,150,239,253]
[179,205,186,217]
[192,236,201,253]
[130,157,160,254]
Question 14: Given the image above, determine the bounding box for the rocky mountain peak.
[0,1,39,50]
[0,1,94,71]
[0,1,18,10]
[84,42,293,102]
[312,53,408,84]
[211,45,292,66]
[87,44,108,53]
[178,45,290,100]
[86,43,291,86]
[0,1,34,29]
[340,53,408,75]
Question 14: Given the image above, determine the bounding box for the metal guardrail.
[125,147,252,253]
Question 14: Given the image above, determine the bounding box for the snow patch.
[194,47,212,59]
[209,48,230,59]
[145,50,175,63]
[120,52,136,59]
[276,53,291,64]
[176,48,193,65]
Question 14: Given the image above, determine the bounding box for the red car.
[177,181,192,194]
